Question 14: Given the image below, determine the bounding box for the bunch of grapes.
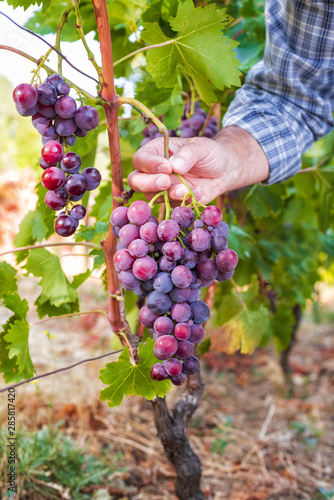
[141,101,219,146]
[12,76,101,237]
[111,200,238,386]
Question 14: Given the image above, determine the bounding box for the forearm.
[213,126,269,193]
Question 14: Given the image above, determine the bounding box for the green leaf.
[99,338,171,407]
[89,249,106,269]
[0,0,43,10]
[71,270,91,289]
[35,298,79,319]
[0,262,17,298]
[24,248,78,308]
[2,292,29,320]
[0,318,33,382]
[141,0,241,105]
[89,183,112,222]
[4,319,35,375]
[75,221,109,242]
[272,304,296,352]
[197,338,211,356]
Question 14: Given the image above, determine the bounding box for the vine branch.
[0,241,100,258]
[56,4,74,74]
[30,309,107,327]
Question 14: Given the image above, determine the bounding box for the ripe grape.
[182,356,200,375]
[74,105,99,131]
[37,83,57,106]
[188,324,204,344]
[66,135,76,146]
[164,358,182,377]
[170,372,186,386]
[139,305,159,328]
[55,214,78,237]
[151,363,169,381]
[15,103,39,117]
[216,249,239,273]
[158,219,180,242]
[57,82,70,95]
[153,272,173,293]
[41,167,65,191]
[54,116,77,136]
[69,205,86,220]
[118,270,141,291]
[211,235,228,252]
[13,83,38,109]
[74,127,87,138]
[45,74,64,88]
[44,190,67,210]
[174,323,191,341]
[180,248,199,269]
[154,316,174,335]
[41,140,63,165]
[132,256,158,281]
[64,174,87,197]
[175,340,194,359]
[188,288,199,302]
[127,200,151,225]
[188,228,211,252]
[216,221,229,237]
[216,270,234,282]
[39,104,56,119]
[163,241,183,261]
[154,335,178,360]
[82,167,102,190]
[61,152,81,173]
[190,301,210,324]
[110,206,129,227]
[113,249,135,271]
[146,291,172,315]
[140,222,158,243]
[196,259,219,281]
[201,206,222,227]
[171,206,195,229]
[169,286,190,303]
[171,303,191,322]
[171,265,193,288]
[128,239,148,258]
[159,255,176,272]
[55,95,77,119]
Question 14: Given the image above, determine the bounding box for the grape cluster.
[111,201,238,386]
[141,101,219,146]
[12,77,101,237]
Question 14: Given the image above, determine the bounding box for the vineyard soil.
[0,276,333,500]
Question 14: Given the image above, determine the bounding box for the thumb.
[169,138,210,175]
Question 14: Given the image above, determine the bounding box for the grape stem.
[117,96,173,219]
[56,4,74,74]
[180,70,195,117]
[30,47,53,85]
[199,102,216,137]
[174,174,202,218]
[0,45,101,104]
[72,0,103,88]
[0,11,99,84]
[148,191,166,207]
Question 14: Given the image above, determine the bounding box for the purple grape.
[174,323,191,341]
[216,249,238,273]
[200,279,215,288]
[194,220,204,228]
[153,272,173,293]
[128,239,148,258]
[41,167,65,191]
[196,259,219,281]
[69,204,86,220]
[159,256,176,272]
[171,303,191,322]
[163,241,183,261]
[112,226,121,237]
[154,316,174,336]
[198,249,213,261]
[37,83,57,106]
[116,241,128,251]
[140,137,152,147]
[163,358,182,377]
[57,82,70,95]
[216,221,229,237]
[66,135,76,146]
[140,222,158,243]
[188,228,211,252]
[13,83,38,109]
[141,279,154,292]
[118,270,141,291]
[182,356,200,375]
[216,270,234,282]
[69,194,83,201]
[154,335,178,360]
[38,104,56,118]
[146,291,172,315]
[180,248,199,269]
[171,265,193,288]
[139,305,159,328]
[119,224,140,245]
[201,206,222,227]
[132,256,158,281]
[190,301,210,324]
[61,152,81,173]
[175,340,194,359]
[113,249,135,271]
[64,174,87,197]
[74,127,87,137]
[15,102,40,117]
[55,95,77,119]
[180,127,196,138]
[42,134,58,145]
[189,324,204,344]
[190,272,202,289]
[55,214,78,237]
[128,200,151,225]
[158,219,180,242]
[44,190,67,210]
[169,286,190,303]
[151,363,169,381]
[171,206,195,229]
[74,105,99,131]
[41,140,63,165]
[110,206,129,227]
[188,288,199,302]
[211,235,228,252]
[82,167,101,190]
[189,115,206,132]
[45,74,64,88]
[170,372,186,386]
[54,116,77,136]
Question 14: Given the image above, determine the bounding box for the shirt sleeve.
[222,0,334,185]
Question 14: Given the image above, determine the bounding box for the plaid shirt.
[223,0,334,184]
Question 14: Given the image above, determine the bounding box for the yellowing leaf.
[99,338,171,407]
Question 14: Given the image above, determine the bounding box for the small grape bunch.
[111,200,238,386]
[141,101,219,146]
[12,76,101,237]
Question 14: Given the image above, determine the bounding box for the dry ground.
[0,276,333,500]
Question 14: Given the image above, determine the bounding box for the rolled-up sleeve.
[223,0,334,184]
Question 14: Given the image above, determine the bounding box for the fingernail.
[175,185,188,199]
[158,164,171,174]
[170,156,187,173]
[193,187,202,200]
[156,176,170,189]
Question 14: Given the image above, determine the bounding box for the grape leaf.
[24,248,78,308]
[0,318,34,382]
[35,298,79,319]
[2,292,29,320]
[0,262,17,298]
[75,221,109,242]
[3,319,35,375]
[90,183,113,222]
[99,338,171,407]
[141,0,241,105]
[71,270,91,289]
[0,0,43,10]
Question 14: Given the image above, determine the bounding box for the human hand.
[128,126,269,204]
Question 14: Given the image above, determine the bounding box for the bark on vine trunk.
[151,373,206,500]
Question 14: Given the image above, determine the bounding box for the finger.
[168,174,224,205]
[169,137,224,177]
[127,170,171,193]
[132,137,196,175]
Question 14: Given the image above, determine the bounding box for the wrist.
[213,126,270,192]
